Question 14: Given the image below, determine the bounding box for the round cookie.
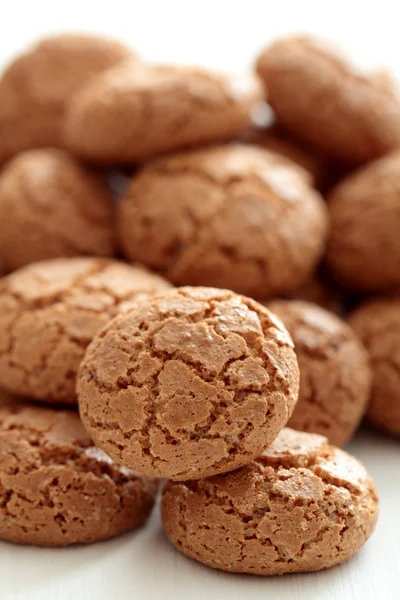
[256,36,400,164]
[267,300,371,446]
[161,427,379,575]
[0,397,157,546]
[0,149,115,271]
[117,144,328,299]
[349,298,400,437]
[0,33,134,163]
[327,151,400,293]
[63,62,265,163]
[0,257,171,404]
[78,286,300,480]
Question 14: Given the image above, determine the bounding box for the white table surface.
[1,2,399,598]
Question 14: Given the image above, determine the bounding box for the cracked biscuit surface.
[0,257,171,404]
[0,33,134,163]
[349,298,400,437]
[256,36,400,164]
[78,287,299,480]
[64,62,265,163]
[0,149,115,271]
[117,144,328,299]
[267,301,371,446]
[327,151,400,293]
[161,427,379,575]
[0,392,157,546]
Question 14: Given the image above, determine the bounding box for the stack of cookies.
[1,31,399,576]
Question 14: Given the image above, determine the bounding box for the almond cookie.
[256,36,400,164]
[161,427,379,575]
[327,151,400,292]
[349,298,400,437]
[0,34,134,163]
[78,287,299,480]
[64,61,265,163]
[0,396,157,546]
[0,257,171,404]
[0,149,115,271]
[267,300,371,446]
[117,144,328,299]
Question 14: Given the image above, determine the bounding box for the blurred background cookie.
[349,297,400,437]
[63,62,265,163]
[0,33,135,163]
[327,151,400,293]
[0,149,115,271]
[117,144,328,299]
[256,36,400,164]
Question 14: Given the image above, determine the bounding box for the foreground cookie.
[327,151,400,292]
[0,149,115,271]
[78,287,299,480]
[0,33,134,162]
[118,144,328,298]
[256,36,400,164]
[268,300,371,446]
[0,258,171,404]
[349,298,400,437]
[162,428,379,575]
[64,62,264,162]
[0,396,157,546]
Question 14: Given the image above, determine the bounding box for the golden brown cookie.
[63,62,265,163]
[0,257,171,404]
[0,149,115,271]
[78,287,299,480]
[256,36,400,164]
[326,151,400,293]
[0,34,134,163]
[267,300,371,446]
[117,144,328,299]
[161,427,379,575]
[349,298,400,437]
[0,396,157,546]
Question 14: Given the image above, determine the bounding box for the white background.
[1,2,399,599]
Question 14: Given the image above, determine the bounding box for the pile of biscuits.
[0,31,399,576]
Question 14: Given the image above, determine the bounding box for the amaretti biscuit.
[117,144,328,299]
[0,257,171,404]
[256,36,400,164]
[161,428,379,575]
[78,287,299,480]
[267,300,371,446]
[0,33,134,162]
[0,149,115,271]
[349,298,400,437]
[0,396,157,546]
[327,151,400,293]
[63,62,265,163]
